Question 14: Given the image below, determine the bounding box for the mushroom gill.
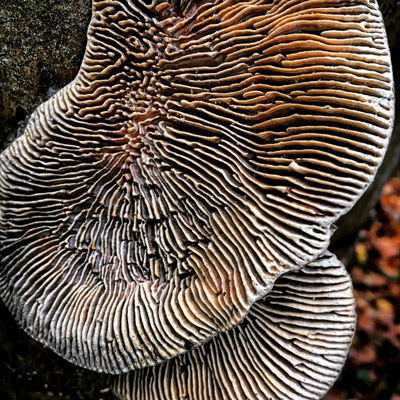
[0,0,394,374]
[111,252,356,400]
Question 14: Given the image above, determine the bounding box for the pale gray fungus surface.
[112,252,356,400]
[0,0,394,384]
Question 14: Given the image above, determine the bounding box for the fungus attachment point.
[0,0,394,373]
[111,252,356,400]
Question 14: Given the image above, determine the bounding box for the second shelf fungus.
[0,0,394,376]
[111,252,356,400]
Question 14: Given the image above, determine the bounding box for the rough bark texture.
[0,0,91,148]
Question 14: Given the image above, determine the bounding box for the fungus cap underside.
[111,251,356,400]
[0,0,394,373]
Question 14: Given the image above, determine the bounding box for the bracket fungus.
[112,252,356,400]
[0,0,394,389]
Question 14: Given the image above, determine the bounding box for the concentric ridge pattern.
[0,0,393,373]
[111,252,356,400]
